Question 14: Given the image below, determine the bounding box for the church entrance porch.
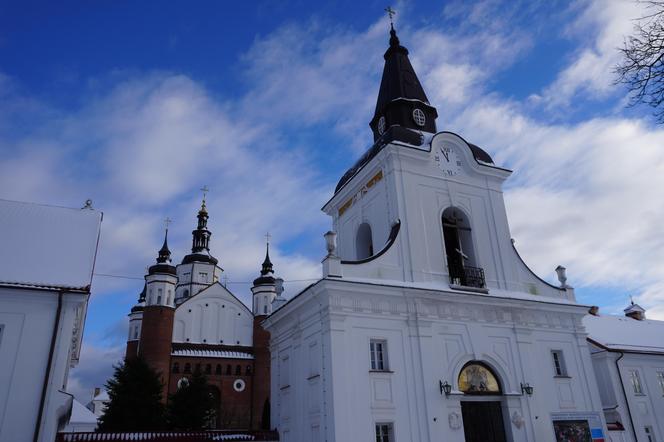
[461,400,507,442]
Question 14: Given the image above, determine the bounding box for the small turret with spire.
[251,233,280,316]
[149,223,177,276]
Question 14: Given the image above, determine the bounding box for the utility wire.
[93,273,319,284]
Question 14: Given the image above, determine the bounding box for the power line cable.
[93,273,319,284]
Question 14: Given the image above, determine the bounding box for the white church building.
[263,25,608,442]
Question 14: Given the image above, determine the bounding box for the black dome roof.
[468,143,494,164]
[334,130,495,194]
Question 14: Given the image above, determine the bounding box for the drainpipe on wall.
[33,290,64,442]
[614,351,638,442]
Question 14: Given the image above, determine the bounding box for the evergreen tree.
[97,357,166,432]
[167,370,217,430]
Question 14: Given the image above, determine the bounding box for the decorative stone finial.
[555,265,567,288]
[324,231,337,256]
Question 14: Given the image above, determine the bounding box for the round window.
[412,108,426,127]
[233,379,246,392]
[378,116,386,134]
[177,377,189,390]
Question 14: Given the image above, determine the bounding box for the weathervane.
[385,6,396,28]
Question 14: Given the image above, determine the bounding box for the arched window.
[355,222,374,260]
[235,365,241,375]
[172,363,180,373]
[458,362,501,395]
[184,363,191,373]
[157,295,162,304]
[246,365,252,375]
[442,207,484,288]
[215,364,222,375]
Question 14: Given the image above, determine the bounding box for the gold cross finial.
[200,185,209,201]
[164,217,172,230]
[385,6,396,26]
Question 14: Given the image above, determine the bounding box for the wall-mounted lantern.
[521,382,534,396]
[439,380,452,396]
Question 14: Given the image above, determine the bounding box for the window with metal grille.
[370,339,388,371]
[375,422,394,442]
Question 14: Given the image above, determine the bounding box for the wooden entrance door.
[461,401,507,442]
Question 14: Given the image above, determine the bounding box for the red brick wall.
[168,356,254,429]
[139,305,175,402]
[251,316,271,430]
[125,340,138,361]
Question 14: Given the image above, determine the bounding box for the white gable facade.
[173,282,253,346]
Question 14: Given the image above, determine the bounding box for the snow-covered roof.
[92,390,109,402]
[58,433,267,441]
[69,399,98,425]
[0,199,102,291]
[171,349,254,359]
[584,314,664,354]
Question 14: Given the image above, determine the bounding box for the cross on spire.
[200,185,209,203]
[265,231,272,246]
[385,6,396,27]
[164,217,172,231]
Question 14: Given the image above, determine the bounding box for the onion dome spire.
[261,243,274,276]
[181,186,219,265]
[131,283,147,312]
[369,19,438,141]
[149,219,177,276]
[156,223,172,264]
[192,187,211,253]
[253,233,276,286]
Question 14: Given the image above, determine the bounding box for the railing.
[449,264,486,289]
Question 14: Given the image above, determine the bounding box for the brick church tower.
[250,244,281,429]
[138,228,177,396]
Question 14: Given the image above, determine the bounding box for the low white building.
[263,26,607,442]
[585,303,664,442]
[86,388,109,418]
[63,400,98,433]
[0,199,102,442]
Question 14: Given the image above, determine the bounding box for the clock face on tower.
[434,145,463,176]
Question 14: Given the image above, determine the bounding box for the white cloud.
[541,0,645,108]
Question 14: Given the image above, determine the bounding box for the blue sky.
[2,0,664,401]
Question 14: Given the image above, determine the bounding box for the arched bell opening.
[442,207,485,288]
[355,222,374,260]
